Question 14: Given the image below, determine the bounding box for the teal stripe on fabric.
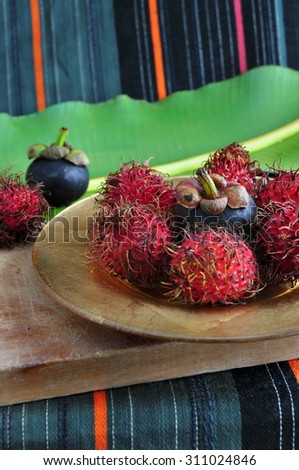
[0,0,12,114]
[85,0,106,102]
[0,0,35,116]
[5,0,22,114]
[188,372,242,450]
[15,0,36,115]
[53,394,94,450]
[274,0,287,66]
[64,394,95,450]
[74,0,89,103]
[0,406,10,449]
[107,379,192,450]
[107,388,132,449]
[0,393,95,450]
[202,372,242,449]
[13,401,48,450]
[46,394,95,449]
[96,0,121,100]
[40,0,121,106]
[39,0,90,106]
[85,0,121,102]
[39,0,120,106]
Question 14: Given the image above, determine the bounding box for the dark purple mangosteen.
[26,128,90,207]
[174,168,257,240]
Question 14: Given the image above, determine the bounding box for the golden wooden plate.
[32,192,299,342]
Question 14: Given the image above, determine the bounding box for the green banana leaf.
[1,65,299,201]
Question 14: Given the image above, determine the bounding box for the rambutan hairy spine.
[89,202,173,287]
[204,142,258,196]
[0,172,49,248]
[256,200,299,287]
[99,160,176,214]
[164,228,261,305]
[255,166,299,207]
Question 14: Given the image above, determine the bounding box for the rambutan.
[90,203,173,287]
[255,168,299,207]
[0,173,49,247]
[100,160,176,213]
[256,200,299,286]
[204,142,256,195]
[164,229,259,304]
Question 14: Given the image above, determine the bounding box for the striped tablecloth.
[0,0,298,116]
[1,360,299,450]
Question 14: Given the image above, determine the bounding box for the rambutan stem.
[196,168,218,199]
[55,127,69,146]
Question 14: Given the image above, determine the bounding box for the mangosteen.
[26,127,90,207]
[174,168,257,239]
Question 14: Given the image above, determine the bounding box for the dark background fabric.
[1,361,299,450]
[0,0,298,115]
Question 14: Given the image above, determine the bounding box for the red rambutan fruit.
[255,168,299,207]
[164,229,259,304]
[0,173,49,247]
[204,142,257,195]
[100,160,176,213]
[256,201,299,286]
[90,203,173,287]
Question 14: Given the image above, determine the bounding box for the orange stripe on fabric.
[289,359,299,384]
[148,0,167,100]
[30,0,46,111]
[94,391,108,450]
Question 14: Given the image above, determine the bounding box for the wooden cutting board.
[1,245,299,406]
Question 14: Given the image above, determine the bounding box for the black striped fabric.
[0,0,298,115]
[1,361,299,449]
[232,363,299,450]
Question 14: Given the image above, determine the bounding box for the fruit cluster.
[90,145,299,306]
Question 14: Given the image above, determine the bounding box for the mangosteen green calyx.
[175,168,257,235]
[26,127,90,207]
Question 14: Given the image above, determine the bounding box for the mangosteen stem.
[55,127,69,147]
[196,168,218,199]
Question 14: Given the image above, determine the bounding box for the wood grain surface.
[1,244,299,406]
